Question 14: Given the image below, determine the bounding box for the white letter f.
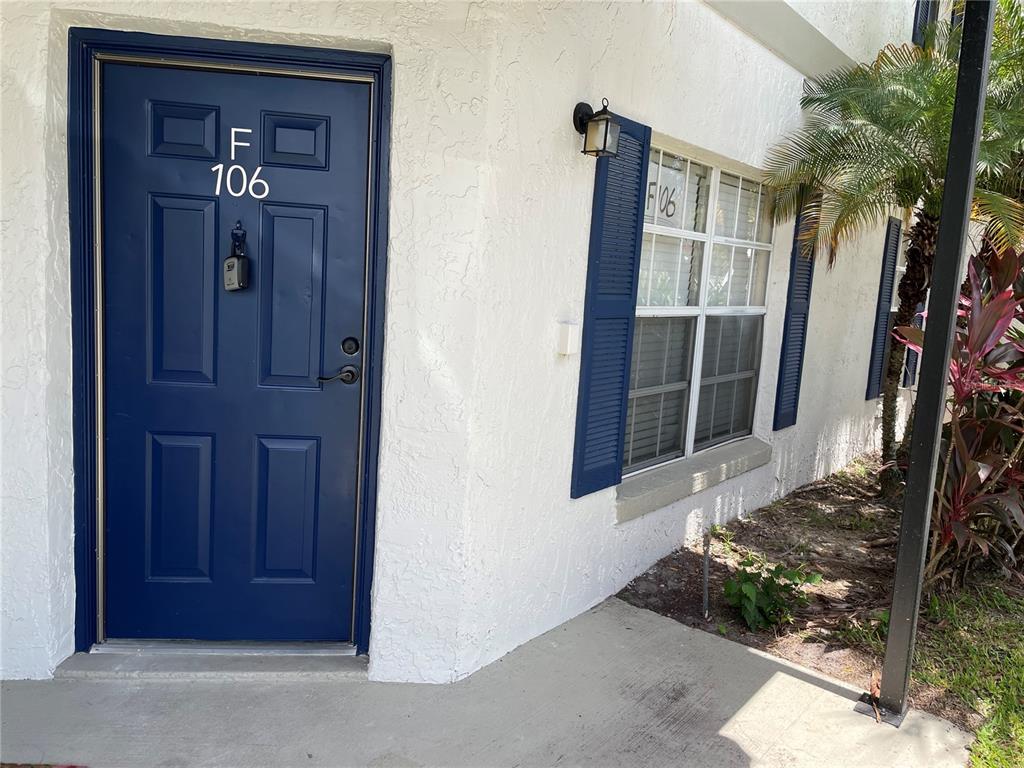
[230,128,252,161]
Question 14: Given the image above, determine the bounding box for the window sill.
[615,437,772,523]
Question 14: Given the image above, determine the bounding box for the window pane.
[643,235,703,308]
[693,316,762,451]
[706,245,769,307]
[649,236,681,308]
[712,379,737,437]
[729,248,753,306]
[624,317,696,472]
[637,233,654,307]
[655,153,687,230]
[644,151,660,225]
[716,173,772,244]
[749,248,770,306]
[734,178,761,242]
[623,391,688,471]
[645,152,709,234]
[630,317,696,390]
[624,394,659,469]
[715,172,741,239]
[681,240,704,306]
[756,188,773,244]
[701,315,762,377]
[693,385,713,450]
[707,244,731,306]
[658,394,685,456]
[684,162,710,233]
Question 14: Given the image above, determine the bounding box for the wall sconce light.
[572,98,620,158]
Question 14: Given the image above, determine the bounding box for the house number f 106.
[210,163,269,198]
[210,128,270,200]
[647,181,678,220]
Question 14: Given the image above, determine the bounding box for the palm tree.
[763,1,1024,492]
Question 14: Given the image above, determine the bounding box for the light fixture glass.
[573,98,620,158]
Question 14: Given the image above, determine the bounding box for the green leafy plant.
[894,246,1024,589]
[710,524,735,548]
[875,608,891,638]
[763,1,1024,488]
[723,555,823,631]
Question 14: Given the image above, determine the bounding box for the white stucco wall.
[0,0,911,681]
[789,0,917,63]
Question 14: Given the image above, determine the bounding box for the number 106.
[210,163,270,200]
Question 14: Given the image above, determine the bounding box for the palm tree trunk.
[896,400,916,468]
[881,213,938,495]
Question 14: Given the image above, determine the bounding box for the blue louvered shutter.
[866,217,902,399]
[912,0,938,46]
[902,302,925,386]
[773,221,815,430]
[571,115,652,499]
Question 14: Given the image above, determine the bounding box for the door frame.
[68,27,391,654]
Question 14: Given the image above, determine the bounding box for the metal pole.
[878,0,994,717]
[703,530,711,621]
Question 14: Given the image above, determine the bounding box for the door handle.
[318,365,360,385]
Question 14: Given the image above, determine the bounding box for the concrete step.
[55,651,368,681]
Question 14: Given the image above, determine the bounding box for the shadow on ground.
[1,599,970,768]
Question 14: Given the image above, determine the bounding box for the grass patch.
[916,585,1024,768]
[831,609,890,655]
[833,584,1023,767]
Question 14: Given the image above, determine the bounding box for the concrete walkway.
[1,599,971,768]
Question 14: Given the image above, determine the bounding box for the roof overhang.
[703,0,856,78]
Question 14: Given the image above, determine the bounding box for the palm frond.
[973,188,1024,251]
[763,1,1024,265]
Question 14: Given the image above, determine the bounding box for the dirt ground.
[617,455,984,733]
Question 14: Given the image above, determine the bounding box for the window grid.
[625,153,774,477]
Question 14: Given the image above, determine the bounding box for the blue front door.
[102,61,370,641]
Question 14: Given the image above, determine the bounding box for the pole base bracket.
[854,692,907,727]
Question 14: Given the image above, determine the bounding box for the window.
[622,148,773,473]
[892,240,925,388]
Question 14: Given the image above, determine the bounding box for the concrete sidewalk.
[0,599,971,768]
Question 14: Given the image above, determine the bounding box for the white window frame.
[625,143,775,478]
[892,233,927,390]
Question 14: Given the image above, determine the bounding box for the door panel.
[150,101,219,159]
[149,195,218,385]
[146,432,214,581]
[258,204,326,388]
[102,61,370,641]
[254,437,319,581]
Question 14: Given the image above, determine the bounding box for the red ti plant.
[895,245,1024,589]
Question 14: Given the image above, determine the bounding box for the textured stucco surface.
[790,0,917,63]
[1,1,78,679]
[1,0,910,682]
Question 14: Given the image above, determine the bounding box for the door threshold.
[91,638,357,656]
[57,649,367,681]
